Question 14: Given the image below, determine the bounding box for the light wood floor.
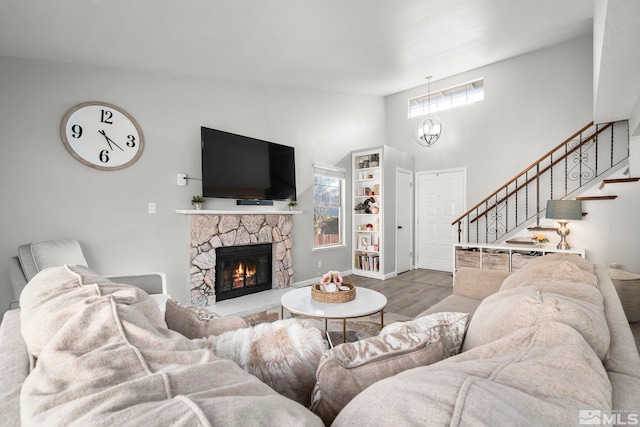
[348,269,453,318]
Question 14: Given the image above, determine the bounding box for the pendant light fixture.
[414,76,443,147]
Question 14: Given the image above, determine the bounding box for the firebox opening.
[215,243,272,302]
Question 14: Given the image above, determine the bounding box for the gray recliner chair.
[8,239,168,309]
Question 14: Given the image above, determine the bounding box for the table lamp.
[545,200,583,250]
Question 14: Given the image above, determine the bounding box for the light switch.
[148,202,156,214]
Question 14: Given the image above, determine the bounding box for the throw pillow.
[332,321,611,426]
[165,299,248,338]
[381,311,469,354]
[198,318,325,406]
[310,313,469,425]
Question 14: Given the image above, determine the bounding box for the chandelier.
[414,76,443,147]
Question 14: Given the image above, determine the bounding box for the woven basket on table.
[311,278,355,303]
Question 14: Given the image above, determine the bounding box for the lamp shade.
[545,200,583,220]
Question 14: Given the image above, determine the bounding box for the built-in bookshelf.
[352,148,383,279]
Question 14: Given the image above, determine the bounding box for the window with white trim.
[313,164,345,249]
[409,78,484,118]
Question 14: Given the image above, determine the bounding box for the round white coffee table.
[280,286,387,344]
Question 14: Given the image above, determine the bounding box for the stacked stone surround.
[189,214,293,306]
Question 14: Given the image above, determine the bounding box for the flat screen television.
[201,127,297,202]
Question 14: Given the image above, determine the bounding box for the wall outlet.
[177,173,187,186]
[148,202,156,214]
[317,260,322,268]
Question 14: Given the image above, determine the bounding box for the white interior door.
[417,169,465,272]
[396,168,413,274]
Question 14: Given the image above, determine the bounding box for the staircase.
[453,120,630,244]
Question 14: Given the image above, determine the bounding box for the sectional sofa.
[1,254,639,426]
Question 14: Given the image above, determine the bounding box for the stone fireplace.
[188,213,293,306]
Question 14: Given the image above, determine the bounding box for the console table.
[453,243,585,276]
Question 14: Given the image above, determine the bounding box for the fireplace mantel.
[176,209,302,215]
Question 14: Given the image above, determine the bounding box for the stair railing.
[452,120,629,244]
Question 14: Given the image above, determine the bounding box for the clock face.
[61,102,144,170]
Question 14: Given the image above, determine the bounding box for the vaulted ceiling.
[0,0,638,123]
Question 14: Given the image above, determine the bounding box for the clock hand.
[98,130,124,151]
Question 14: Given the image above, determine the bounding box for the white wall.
[385,35,594,201]
[0,56,385,317]
[385,35,640,274]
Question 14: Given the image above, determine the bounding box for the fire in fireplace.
[215,243,272,302]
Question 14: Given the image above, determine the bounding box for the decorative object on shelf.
[545,199,583,250]
[354,197,376,214]
[287,201,298,211]
[359,235,371,250]
[60,101,144,170]
[312,271,355,303]
[371,206,379,214]
[191,195,205,210]
[370,153,379,167]
[413,76,443,147]
[531,233,549,248]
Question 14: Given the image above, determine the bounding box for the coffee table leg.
[324,318,328,334]
[381,309,384,330]
[343,319,347,344]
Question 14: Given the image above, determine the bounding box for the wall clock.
[60,101,144,170]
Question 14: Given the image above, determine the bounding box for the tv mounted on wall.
[201,127,297,203]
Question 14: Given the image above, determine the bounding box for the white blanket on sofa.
[19,265,322,426]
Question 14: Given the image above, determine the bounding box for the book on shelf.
[355,253,380,271]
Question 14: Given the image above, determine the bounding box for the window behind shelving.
[313,164,345,249]
[408,78,484,118]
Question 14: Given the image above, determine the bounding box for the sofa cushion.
[165,298,248,338]
[453,267,511,299]
[310,312,469,425]
[523,252,595,273]
[333,321,611,426]
[462,279,610,359]
[0,310,29,427]
[501,260,598,290]
[20,265,166,358]
[19,266,323,426]
[18,239,88,281]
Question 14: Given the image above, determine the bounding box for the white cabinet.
[453,243,585,276]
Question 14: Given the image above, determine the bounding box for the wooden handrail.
[452,121,607,225]
[467,123,612,224]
